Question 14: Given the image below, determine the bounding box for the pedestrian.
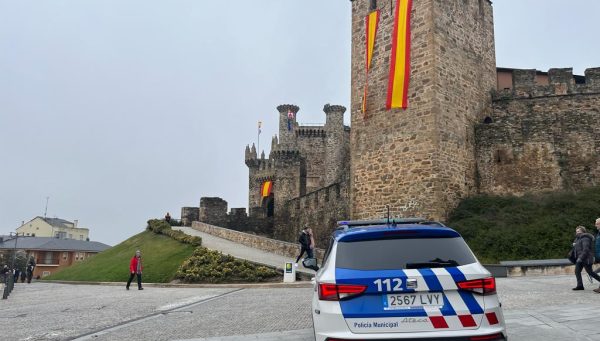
[1,265,8,291]
[593,218,600,273]
[572,226,600,291]
[126,250,143,290]
[295,225,313,266]
[26,258,35,284]
[13,268,20,283]
[165,212,171,223]
[1,265,8,282]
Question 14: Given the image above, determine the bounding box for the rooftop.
[0,236,110,252]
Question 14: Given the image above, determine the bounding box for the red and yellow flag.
[361,10,380,117]
[386,0,413,110]
[261,181,272,198]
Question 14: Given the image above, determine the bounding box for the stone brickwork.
[275,182,350,248]
[199,197,228,227]
[180,207,199,226]
[196,198,274,234]
[477,68,600,195]
[350,0,496,221]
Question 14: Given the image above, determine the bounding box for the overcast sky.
[1,1,598,245]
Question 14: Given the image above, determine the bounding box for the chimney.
[74,220,78,228]
[21,221,24,226]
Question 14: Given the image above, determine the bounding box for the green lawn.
[45,230,196,283]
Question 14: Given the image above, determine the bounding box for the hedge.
[146,219,202,247]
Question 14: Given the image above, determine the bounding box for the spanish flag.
[386,0,412,110]
[261,181,272,198]
[361,9,380,117]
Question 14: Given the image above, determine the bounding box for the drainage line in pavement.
[68,288,245,341]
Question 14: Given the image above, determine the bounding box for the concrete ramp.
[173,226,316,279]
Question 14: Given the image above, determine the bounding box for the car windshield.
[335,237,477,270]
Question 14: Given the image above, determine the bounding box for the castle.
[182,0,600,247]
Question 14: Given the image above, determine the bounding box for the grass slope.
[45,231,196,283]
[447,186,600,263]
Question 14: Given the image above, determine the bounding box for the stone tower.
[350,0,496,220]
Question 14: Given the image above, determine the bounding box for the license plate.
[384,293,443,310]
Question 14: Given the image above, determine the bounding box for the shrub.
[146,219,202,247]
[447,187,600,263]
[176,247,280,283]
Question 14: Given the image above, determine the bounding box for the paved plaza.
[1,275,599,340]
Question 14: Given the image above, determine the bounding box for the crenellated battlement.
[296,127,326,138]
[494,67,600,100]
[287,182,346,212]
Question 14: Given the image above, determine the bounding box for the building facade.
[0,236,109,278]
[16,217,90,241]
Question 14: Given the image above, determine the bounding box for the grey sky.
[1,0,598,245]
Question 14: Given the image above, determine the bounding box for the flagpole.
[257,121,262,156]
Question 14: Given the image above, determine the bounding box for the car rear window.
[335,237,477,270]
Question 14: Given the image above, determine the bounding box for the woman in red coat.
[126,250,143,290]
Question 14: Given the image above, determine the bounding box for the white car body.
[311,222,507,341]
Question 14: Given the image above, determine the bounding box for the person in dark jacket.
[594,218,600,270]
[26,258,35,284]
[126,250,143,290]
[572,226,600,291]
[295,226,314,266]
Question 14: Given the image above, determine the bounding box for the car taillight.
[457,277,496,295]
[318,283,367,301]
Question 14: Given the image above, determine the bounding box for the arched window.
[483,116,493,124]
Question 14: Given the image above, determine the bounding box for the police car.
[311,218,506,341]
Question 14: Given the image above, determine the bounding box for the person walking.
[572,226,600,291]
[126,250,143,290]
[295,226,314,266]
[26,258,35,284]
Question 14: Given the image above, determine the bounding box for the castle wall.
[350,0,496,221]
[180,207,199,226]
[295,127,327,192]
[275,181,350,248]
[199,197,228,227]
[430,0,497,216]
[196,197,274,235]
[477,68,600,195]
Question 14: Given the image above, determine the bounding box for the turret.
[324,104,348,186]
[270,135,278,152]
[276,104,300,149]
[245,143,258,167]
[324,104,346,128]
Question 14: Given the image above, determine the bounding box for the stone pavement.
[2,275,600,340]
[173,226,316,277]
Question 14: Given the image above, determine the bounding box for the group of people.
[1,258,35,285]
[571,218,600,291]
